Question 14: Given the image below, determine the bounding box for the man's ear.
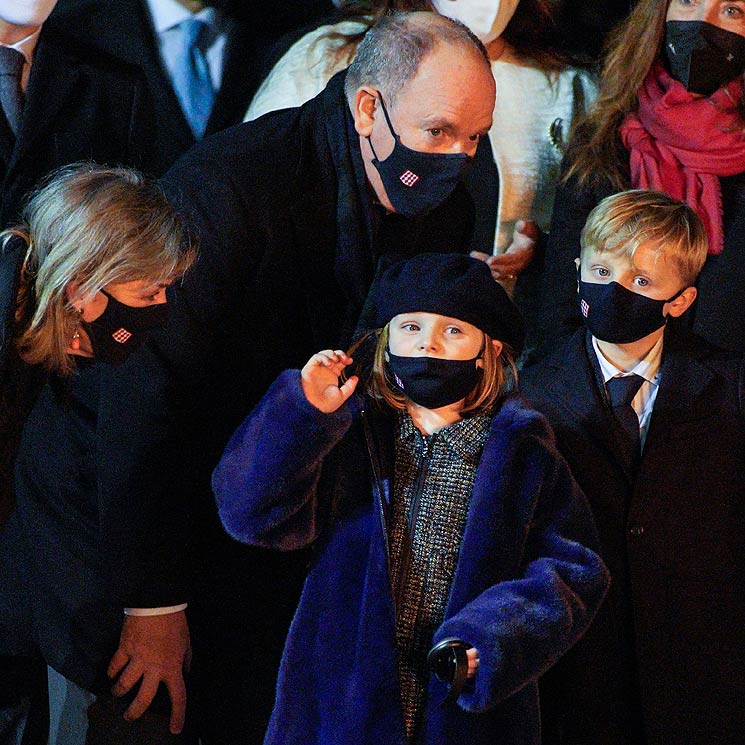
[666,286,697,318]
[352,87,379,137]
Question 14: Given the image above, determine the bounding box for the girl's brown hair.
[5,163,196,376]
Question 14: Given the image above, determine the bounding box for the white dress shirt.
[0,28,41,92]
[592,334,664,451]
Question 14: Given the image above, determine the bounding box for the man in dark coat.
[96,11,496,744]
[521,190,745,745]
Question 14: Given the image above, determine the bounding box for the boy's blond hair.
[580,190,708,286]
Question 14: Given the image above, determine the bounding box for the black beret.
[368,253,525,354]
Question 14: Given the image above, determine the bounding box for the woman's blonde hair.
[4,163,196,376]
[351,323,517,416]
[567,0,745,190]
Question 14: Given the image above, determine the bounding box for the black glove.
[427,637,471,707]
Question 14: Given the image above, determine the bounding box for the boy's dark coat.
[521,327,745,745]
[213,371,609,745]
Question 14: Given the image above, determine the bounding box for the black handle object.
[427,637,470,707]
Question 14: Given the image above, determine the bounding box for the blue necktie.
[0,46,25,137]
[172,18,215,139]
[607,373,645,465]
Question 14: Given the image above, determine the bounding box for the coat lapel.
[538,331,638,485]
[8,28,80,175]
[206,18,256,135]
[0,114,13,169]
[634,331,717,519]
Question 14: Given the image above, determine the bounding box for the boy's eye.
[634,277,650,288]
[592,266,611,278]
[402,323,420,332]
[445,327,462,335]
[427,128,442,137]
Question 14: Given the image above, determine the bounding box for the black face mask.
[85,290,169,365]
[386,351,482,409]
[578,280,684,344]
[368,93,473,218]
[665,20,745,96]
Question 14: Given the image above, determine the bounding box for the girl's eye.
[634,277,649,288]
[445,327,462,335]
[427,128,442,137]
[593,266,610,278]
[402,323,420,332]
[468,133,481,142]
[724,5,744,18]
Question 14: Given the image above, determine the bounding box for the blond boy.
[522,190,745,745]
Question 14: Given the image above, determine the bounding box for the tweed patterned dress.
[388,411,492,741]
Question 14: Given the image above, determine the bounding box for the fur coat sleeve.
[213,369,354,550]
[432,399,609,712]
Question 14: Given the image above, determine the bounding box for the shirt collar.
[0,27,41,66]
[144,0,218,33]
[397,409,492,465]
[592,333,664,386]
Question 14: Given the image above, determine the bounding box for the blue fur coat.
[213,371,609,745]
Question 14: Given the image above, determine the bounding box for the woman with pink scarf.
[539,0,745,356]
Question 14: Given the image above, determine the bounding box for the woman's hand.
[470,219,539,285]
[301,349,358,413]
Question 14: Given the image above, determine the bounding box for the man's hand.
[107,610,191,734]
[301,349,358,413]
[471,219,539,285]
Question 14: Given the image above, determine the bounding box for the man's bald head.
[344,11,489,108]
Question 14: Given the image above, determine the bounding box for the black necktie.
[0,46,24,137]
[607,373,645,466]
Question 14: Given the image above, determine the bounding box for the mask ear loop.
[664,286,688,303]
[367,91,399,162]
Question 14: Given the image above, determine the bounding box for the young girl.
[0,163,196,744]
[213,253,608,745]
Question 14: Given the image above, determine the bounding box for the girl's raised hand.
[301,350,358,413]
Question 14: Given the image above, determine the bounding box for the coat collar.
[639,325,718,455]
[8,25,82,172]
[534,329,640,484]
[534,325,721,486]
[287,70,378,348]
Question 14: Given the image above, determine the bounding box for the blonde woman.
[0,164,196,745]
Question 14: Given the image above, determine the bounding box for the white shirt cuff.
[123,603,188,616]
